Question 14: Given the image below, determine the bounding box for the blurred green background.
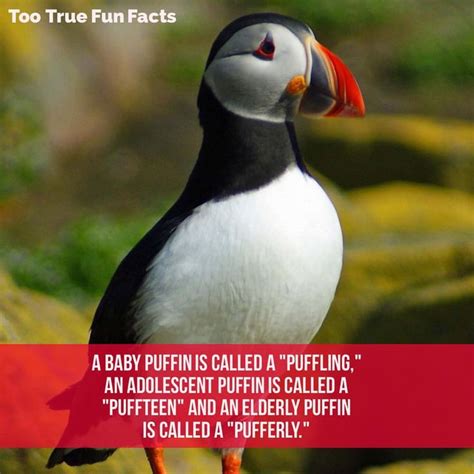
[0,0,473,473]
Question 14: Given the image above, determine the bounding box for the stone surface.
[301,116,474,191]
[0,268,235,474]
[315,182,474,344]
[361,449,474,474]
[1,172,473,473]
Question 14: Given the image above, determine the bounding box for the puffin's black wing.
[47,210,192,469]
[89,210,192,344]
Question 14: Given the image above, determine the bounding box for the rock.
[244,182,473,473]
[1,177,472,472]
[353,274,474,343]
[0,268,238,474]
[0,448,224,474]
[361,449,474,474]
[244,448,306,474]
[300,115,474,191]
[347,182,474,238]
[0,268,87,343]
[315,182,474,344]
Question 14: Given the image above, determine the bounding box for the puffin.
[47,12,364,474]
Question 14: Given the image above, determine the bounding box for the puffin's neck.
[173,85,307,212]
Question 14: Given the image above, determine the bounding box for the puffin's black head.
[198,13,365,125]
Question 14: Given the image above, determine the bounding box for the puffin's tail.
[46,448,116,468]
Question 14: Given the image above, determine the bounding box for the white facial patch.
[204,23,308,122]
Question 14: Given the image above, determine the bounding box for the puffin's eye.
[254,32,275,60]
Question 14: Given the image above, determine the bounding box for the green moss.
[0,267,88,343]
[362,449,474,474]
[315,182,474,344]
[0,214,158,304]
[244,448,307,474]
[0,267,246,472]
[352,274,474,343]
[316,237,474,344]
[0,447,228,474]
[348,182,474,237]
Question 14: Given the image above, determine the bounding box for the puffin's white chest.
[134,166,342,343]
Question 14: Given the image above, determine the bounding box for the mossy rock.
[1,177,472,473]
[0,268,241,474]
[315,182,474,344]
[242,184,473,472]
[244,447,307,474]
[346,182,474,238]
[0,447,224,474]
[317,238,473,344]
[300,115,474,191]
[0,268,87,343]
[352,273,474,343]
[361,448,474,474]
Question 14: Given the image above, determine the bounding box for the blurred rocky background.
[0,0,473,472]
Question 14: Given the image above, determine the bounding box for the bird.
[47,12,364,474]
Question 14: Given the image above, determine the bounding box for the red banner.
[0,344,472,448]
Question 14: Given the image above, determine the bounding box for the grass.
[391,26,474,86]
[0,214,158,304]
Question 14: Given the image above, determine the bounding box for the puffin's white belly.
[134,165,342,343]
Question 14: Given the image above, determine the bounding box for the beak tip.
[348,99,366,117]
[325,97,365,118]
[325,77,366,118]
[318,42,366,119]
[352,93,366,117]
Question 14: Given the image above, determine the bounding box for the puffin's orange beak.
[299,38,365,118]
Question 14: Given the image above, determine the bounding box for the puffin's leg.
[145,447,167,474]
[221,448,243,474]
